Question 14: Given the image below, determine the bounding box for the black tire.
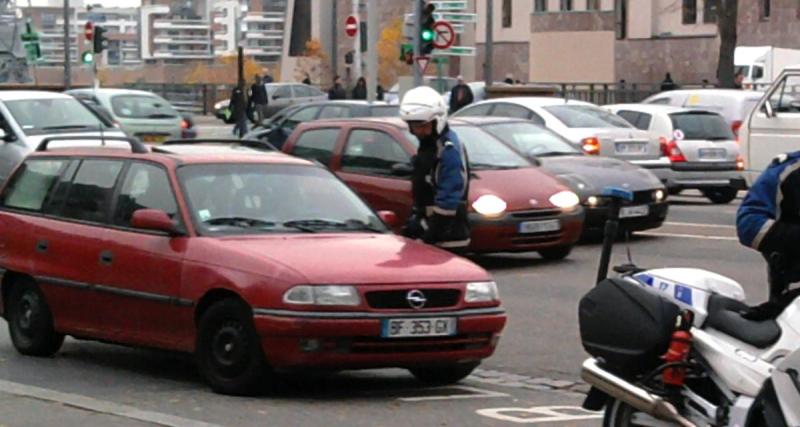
[538,245,573,261]
[409,362,479,385]
[667,187,682,196]
[603,399,658,427]
[701,187,738,204]
[7,279,64,357]
[195,298,271,396]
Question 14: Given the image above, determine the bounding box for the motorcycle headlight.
[549,191,580,210]
[465,281,499,303]
[283,285,360,306]
[472,195,507,218]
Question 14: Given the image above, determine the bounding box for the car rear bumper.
[646,165,746,190]
[252,307,506,369]
[467,208,584,253]
[583,201,669,232]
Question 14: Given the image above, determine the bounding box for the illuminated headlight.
[283,285,360,306]
[587,196,600,207]
[654,189,666,202]
[472,194,507,217]
[549,191,580,210]
[465,281,500,303]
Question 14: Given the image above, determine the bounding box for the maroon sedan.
[282,118,585,259]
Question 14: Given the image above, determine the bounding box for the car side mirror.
[131,209,182,236]
[391,162,414,177]
[763,101,775,118]
[377,210,398,227]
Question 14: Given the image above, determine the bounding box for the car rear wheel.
[7,279,64,357]
[538,245,573,261]
[409,362,479,385]
[196,298,271,396]
[701,187,738,204]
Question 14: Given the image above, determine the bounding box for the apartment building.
[140,4,214,64]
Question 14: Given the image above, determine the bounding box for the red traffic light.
[84,22,94,41]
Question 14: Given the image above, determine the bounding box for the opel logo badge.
[406,289,427,310]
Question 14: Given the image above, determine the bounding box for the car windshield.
[544,105,633,129]
[4,98,111,136]
[669,112,735,141]
[450,126,531,170]
[111,95,179,119]
[178,163,387,236]
[370,106,400,116]
[482,122,580,157]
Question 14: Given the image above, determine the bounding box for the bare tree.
[716,0,738,88]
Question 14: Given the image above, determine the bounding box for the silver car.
[606,104,746,204]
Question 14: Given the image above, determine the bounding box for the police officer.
[736,151,800,318]
[399,86,470,252]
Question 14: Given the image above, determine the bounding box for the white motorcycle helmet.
[399,86,448,134]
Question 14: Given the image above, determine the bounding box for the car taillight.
[736,155,745,171]
[665,140,686,163]
[581,137,600,155]
[731,120,742,138]
[659,137,670,157]
[180,119,190,129]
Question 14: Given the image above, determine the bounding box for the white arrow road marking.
[398,385,509,402]
[476,405,602,424]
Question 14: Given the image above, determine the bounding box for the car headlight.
[465,281,499,303]
[549,191,580,210]
[283,285,360,306]
[654,189,665,202]
[587,195,600,207]
[472,194,507,217]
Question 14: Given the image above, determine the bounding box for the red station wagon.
[0,137,506,395]
[281,118,585,259]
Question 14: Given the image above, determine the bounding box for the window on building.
[683,0,698,24]
[535,0,547,12]
[587,0,601,10]
[761,0,771,20]
[615,0,627,39]
[502,0,512,27]
[560,0,573,11]
[703,0,718,23]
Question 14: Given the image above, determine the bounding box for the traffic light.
[345,50,354,65]
[419,1,435,55]
[93,25,108,54]
[81,51,94,64]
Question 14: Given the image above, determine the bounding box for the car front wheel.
[7,279,64,357]
[538,245,573,261]
[195,298,271,396]
[701,187,738,204]
[409,362,479,385]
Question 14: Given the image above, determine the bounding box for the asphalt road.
[0,120,766,426]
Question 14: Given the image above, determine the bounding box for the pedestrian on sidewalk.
[302,73,312,85]
[449,75,474,113]
[504,73,514,85]
[328,76,346,100]
[262,69,275,84]
[660,72,677,91]
[352,77,367,100]
[249,75,269,126]
[229,85,248,137]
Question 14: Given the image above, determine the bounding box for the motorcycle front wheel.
[604,399,671,427]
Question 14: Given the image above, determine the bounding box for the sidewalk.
[0,391,154,427]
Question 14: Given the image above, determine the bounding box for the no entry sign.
[345,15,359,38]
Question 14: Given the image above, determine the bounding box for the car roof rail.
[36,136,149,154]
[162,138,277,151]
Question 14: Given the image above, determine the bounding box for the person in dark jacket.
[302,73,311,85]
[399,86,470,252]
[737,151,800,318]
[229,85,248,137]
[449,76,474,113]
[262,70,274,84]
[377,84,385,101]
[660,72,678,91]
[328,76,346,100]
[503,73,514,85]
[352,77,367,100]
[248,75,269,126]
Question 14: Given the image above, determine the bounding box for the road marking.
[476,405,602,424]
[638,231,738,241]
[398,385,509,402]
[663,222,736,229]
[0,379,221,427]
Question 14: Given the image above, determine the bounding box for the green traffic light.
[421,29,435,42]
[81,51,94,64]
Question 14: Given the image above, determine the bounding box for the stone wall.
[738,0,800,48]
[530,11,615,32]
[615,36,720,85]
[475,42,529,82]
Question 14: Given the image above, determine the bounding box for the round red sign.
[345,15,359,38]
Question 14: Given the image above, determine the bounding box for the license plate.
[620,205,649,219]
[518,219,561,234]
[381,317,457,338]
[141,134,167,143]
[699,148,726,159]
[615,142,647,154]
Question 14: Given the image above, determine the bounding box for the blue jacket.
[432,128,469,215]
[737,151,800,253]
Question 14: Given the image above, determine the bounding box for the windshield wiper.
[470,163,520,170]
[706,136,731,141]
[42,125,94,130]
[283,219,382,233]
[147,113,177,119]
[537,151,579,157]
[204,217,276,228]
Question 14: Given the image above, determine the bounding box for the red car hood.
[206,233,490,285]
[471,167,570,211]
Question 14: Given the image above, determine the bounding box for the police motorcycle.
[577,188,800,427]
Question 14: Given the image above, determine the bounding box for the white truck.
[735,46,800,87]
[738,64,800,185]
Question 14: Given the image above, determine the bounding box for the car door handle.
[99,250,113,266]
[36,240,48,253]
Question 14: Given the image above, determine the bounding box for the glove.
[402,213,425,239]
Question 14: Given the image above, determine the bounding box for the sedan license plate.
[620,205,649,219]
[699,148,726,159]
[518,219,561,234]
[381,317,457,338]
[141,134,167,143]
[615,142,647,155]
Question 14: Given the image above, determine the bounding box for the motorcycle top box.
[579,278,681,375]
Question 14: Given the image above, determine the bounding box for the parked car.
[0,137,506,395]
[739,65,800,184]
[67,88,192,143]
[384,77,458,105]
[0,90,125,183]
[641,89,764,138]
[605,104,746,203]
[282,118,585,259]
[244,101,400,149]
[214,83,327,123]
[453,97,663,172]
[459,117,668,234]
